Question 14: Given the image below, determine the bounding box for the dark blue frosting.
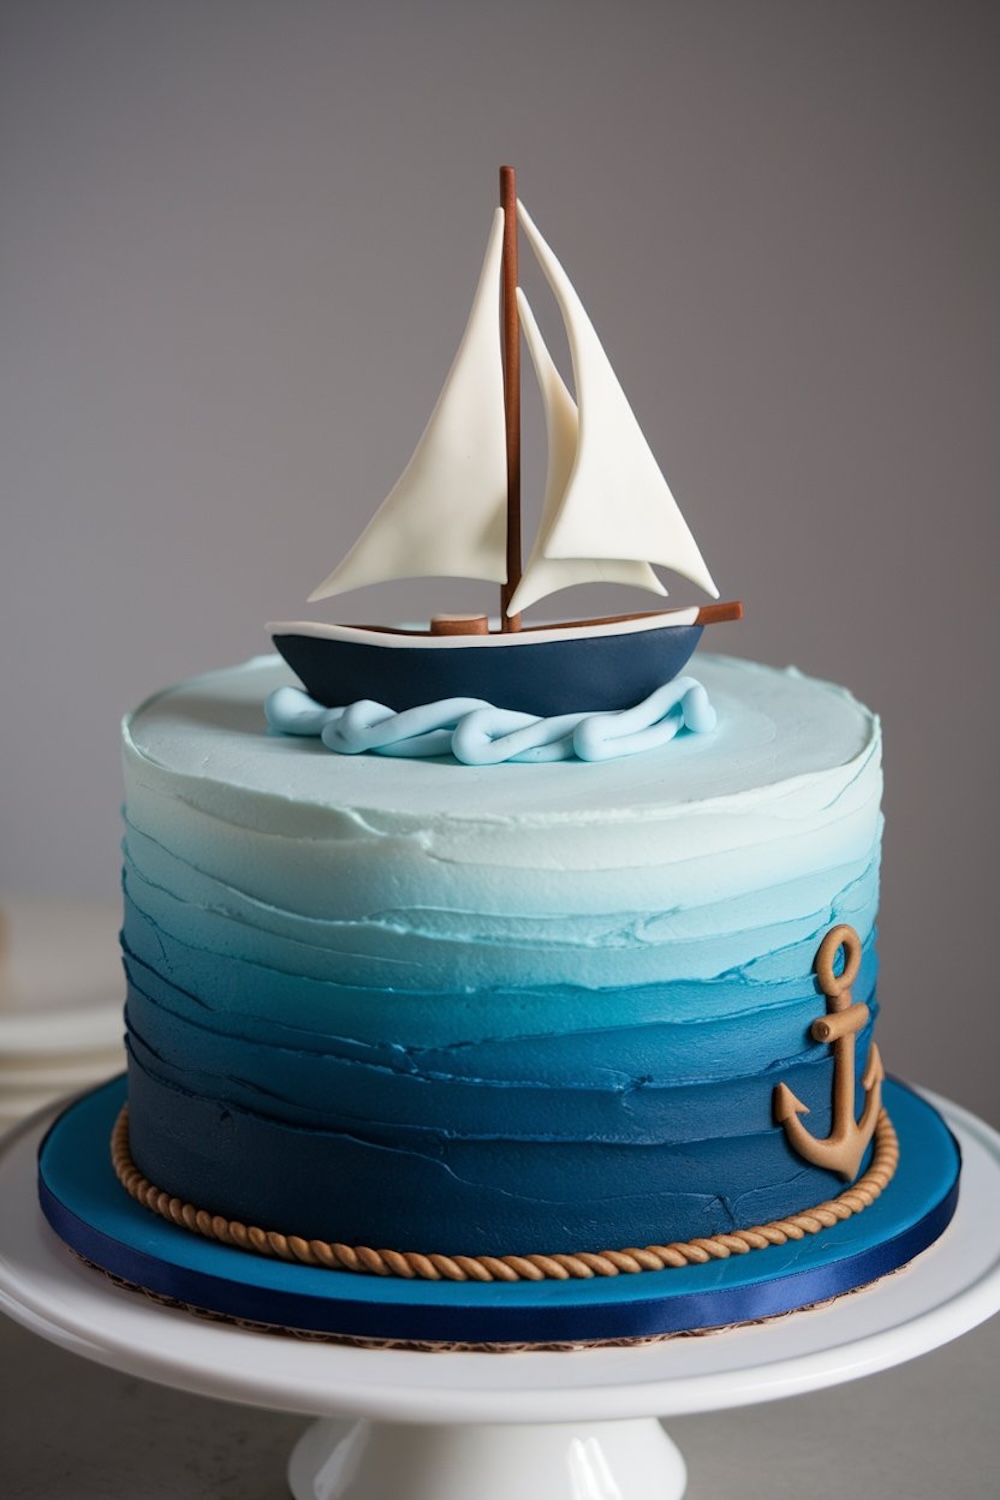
[121,892,881,1255]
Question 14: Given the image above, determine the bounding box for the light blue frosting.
[264,677,717,763]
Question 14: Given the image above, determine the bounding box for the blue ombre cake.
[118,652,886,1262]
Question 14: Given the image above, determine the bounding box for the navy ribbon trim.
[37,1171,960,1346]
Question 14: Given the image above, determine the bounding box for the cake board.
[2,1092,999,1499]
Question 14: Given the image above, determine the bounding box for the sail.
[507,290,667,617]
[309,208,509,603]
[514,201,719,603]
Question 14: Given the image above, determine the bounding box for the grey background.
[1,1,997,1125]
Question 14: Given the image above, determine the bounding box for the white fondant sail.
[308,196,722,617]
[515,200,719,604]
[507,290,667,617]
[309,208,509,603]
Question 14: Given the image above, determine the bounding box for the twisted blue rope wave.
[265,677,716,764]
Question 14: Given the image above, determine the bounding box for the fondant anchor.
[774,924,884,1181]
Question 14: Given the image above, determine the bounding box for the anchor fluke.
[772,1081,809,1125]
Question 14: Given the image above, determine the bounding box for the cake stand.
[2,1095,999,1500]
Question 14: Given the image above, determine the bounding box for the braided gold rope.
[111,1104,898,1282]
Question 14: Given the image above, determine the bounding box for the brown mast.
[499,165,522,632]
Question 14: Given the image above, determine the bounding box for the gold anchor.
[773,923,884,1181]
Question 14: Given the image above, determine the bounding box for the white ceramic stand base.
[3,1093,999,1500]
[287,1416,687,1500]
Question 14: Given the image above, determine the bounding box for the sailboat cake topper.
[268,167,743,763]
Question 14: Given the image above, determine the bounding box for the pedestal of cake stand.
[3,1095,1000,1500]
[286,1416,686,1500]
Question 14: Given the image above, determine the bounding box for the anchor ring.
[815,923,862,1008]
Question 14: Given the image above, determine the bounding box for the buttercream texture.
[121,655,883,1256]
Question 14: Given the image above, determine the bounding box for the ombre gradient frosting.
[121,654,883,1257]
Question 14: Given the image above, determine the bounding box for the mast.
[499,164,522,631]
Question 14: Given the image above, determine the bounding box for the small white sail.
[515,200,719,603]
[507,290,667,617]
[309,208,509,603]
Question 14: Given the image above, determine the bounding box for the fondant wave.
[264,678,717,763]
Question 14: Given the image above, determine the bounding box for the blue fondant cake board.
[38,1076,959,1347]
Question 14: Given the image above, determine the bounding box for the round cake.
[118,652,884,1262]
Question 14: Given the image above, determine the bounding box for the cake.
[37,170,960,1344]
[117,653,886,1262]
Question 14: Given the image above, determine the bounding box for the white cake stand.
[2,1095,999,1500]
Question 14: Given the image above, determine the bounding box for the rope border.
[111,1104,899,1282]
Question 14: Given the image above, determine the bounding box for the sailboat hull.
[270,618,705,717]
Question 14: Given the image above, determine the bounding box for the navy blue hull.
[271,623,705,715]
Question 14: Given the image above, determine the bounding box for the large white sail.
[507,290,667,617]
[514,201,719,603]
[309,208,509,603]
